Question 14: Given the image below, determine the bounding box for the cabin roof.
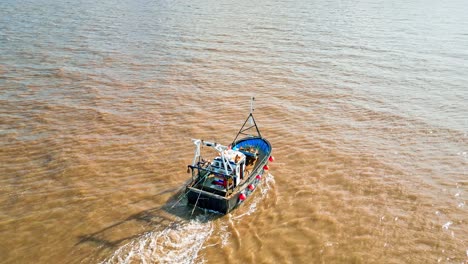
[215,149,245,164]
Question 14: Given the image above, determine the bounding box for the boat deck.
[195,162,257,189]
[199,173,227,191]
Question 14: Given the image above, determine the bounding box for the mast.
[191,139,202,167]
[232,97,262,144]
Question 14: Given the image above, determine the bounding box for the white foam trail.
[218,223,231,247]
[442,221,452,230]
[101,217,213,264]
[232,173,275,220]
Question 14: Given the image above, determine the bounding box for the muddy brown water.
[1,0,467,263]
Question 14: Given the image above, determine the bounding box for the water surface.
[1,0,467,263]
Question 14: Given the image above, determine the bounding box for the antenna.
[250,96,255,114]
[249,97,255,125]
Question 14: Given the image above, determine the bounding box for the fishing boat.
[185,98,273,214]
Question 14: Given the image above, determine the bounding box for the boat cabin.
[188,140,255,196]
[203,149,246,192]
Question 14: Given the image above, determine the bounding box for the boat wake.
[232,173,275,220]
[100,216,214,264]
[100,173,275,264]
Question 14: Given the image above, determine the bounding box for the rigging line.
[170,168,208,209]
[191,174,209,216]
[170,187,191,209]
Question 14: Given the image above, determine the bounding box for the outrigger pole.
[191,139,233,175]
[232,97,262,144]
